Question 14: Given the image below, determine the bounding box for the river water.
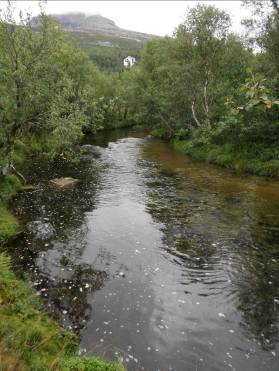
[11,129,279,370]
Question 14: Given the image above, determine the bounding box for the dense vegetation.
[0,0,278,369]
[2,1,277,182]
[0,9,127,178]
[123,1,279,176]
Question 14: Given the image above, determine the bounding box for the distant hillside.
[32,13,159,71]
[50,13,157,41]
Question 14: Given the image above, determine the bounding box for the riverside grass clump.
[173,139,279,178]
[0,254,124,371]
[0,207,19,245]
[0,175,22,245]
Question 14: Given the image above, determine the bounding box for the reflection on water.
[7,129,279,370]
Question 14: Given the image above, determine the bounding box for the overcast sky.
[0,1,252,36]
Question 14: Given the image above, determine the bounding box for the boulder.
[49,177,79,191]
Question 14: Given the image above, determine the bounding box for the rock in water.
[49,177,79,191]
[27,220,55,240]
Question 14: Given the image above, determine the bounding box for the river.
[10,129,279,370]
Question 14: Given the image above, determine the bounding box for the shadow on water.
[4,129,279,370]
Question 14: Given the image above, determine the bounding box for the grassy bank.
[173,139,279,178]
[0,174,22,245]
[0,174,124,370]
[0,254,123,371]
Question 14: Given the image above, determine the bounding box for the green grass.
[0,253,124,371]
[0,174,22,205]
[0,207,19,245]
[0,174,22,246]
[173,139,279,178]
[60,357,124,371]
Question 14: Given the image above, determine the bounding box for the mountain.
[50,13,157,41]
[32,13,158,71]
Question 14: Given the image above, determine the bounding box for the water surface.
[11,129,279,370]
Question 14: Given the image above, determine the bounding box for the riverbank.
[0,175,124,370]
[2,129,279,370]
[0,254,123,370]
[0,175,22,245]
[172,139,279,178]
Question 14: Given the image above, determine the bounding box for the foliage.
[124,5,252,138]
[211,70,279,148]
[122,3,278,176]
[0,3,132,176]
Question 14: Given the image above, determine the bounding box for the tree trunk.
[203,74,211,129]
[191,100,202,128]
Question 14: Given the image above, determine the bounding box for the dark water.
[10,129,279,370]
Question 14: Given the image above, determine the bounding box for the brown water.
[11,129,279,370]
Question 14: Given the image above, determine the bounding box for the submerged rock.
[49,177,79,191]
[27,220,55,240]
[80,144,103,159]
[80,144,95,153]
